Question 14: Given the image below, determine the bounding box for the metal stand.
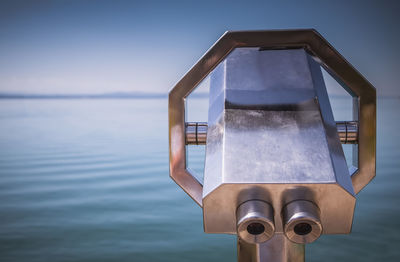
[238,234,304,262]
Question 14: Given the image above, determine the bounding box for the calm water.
[0,98,399,261]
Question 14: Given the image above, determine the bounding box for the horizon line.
[0,92,396,100]
[0,91,206,99]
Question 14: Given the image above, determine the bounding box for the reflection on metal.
[168,30,376,261]
[186,121,358,145]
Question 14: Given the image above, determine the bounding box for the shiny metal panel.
[203,49,341,193]
[202,48,355,234]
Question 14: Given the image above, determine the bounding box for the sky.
[0,0,399,96]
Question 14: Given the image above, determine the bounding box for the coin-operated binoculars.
[169,30,376,262]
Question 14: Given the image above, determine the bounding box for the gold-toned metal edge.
[168,29,376,205]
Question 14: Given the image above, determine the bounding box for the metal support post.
[238,234,304,262]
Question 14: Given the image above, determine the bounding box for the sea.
[0,97,399,261]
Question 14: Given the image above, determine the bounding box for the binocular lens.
[247,222,265,235]
[294,222,312,236]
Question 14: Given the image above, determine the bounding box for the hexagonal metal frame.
[169,29,376,206]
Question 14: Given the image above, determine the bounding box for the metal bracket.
[185,121,358,145]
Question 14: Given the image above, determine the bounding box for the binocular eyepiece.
[237,200,322,244]
[236,200,275,244]
[282,200,323,244]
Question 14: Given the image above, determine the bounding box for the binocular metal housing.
[236,199,323,244]
[202,47,355,243]
[169,30,376,260]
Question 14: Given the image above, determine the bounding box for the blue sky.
[0,0,398,95]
